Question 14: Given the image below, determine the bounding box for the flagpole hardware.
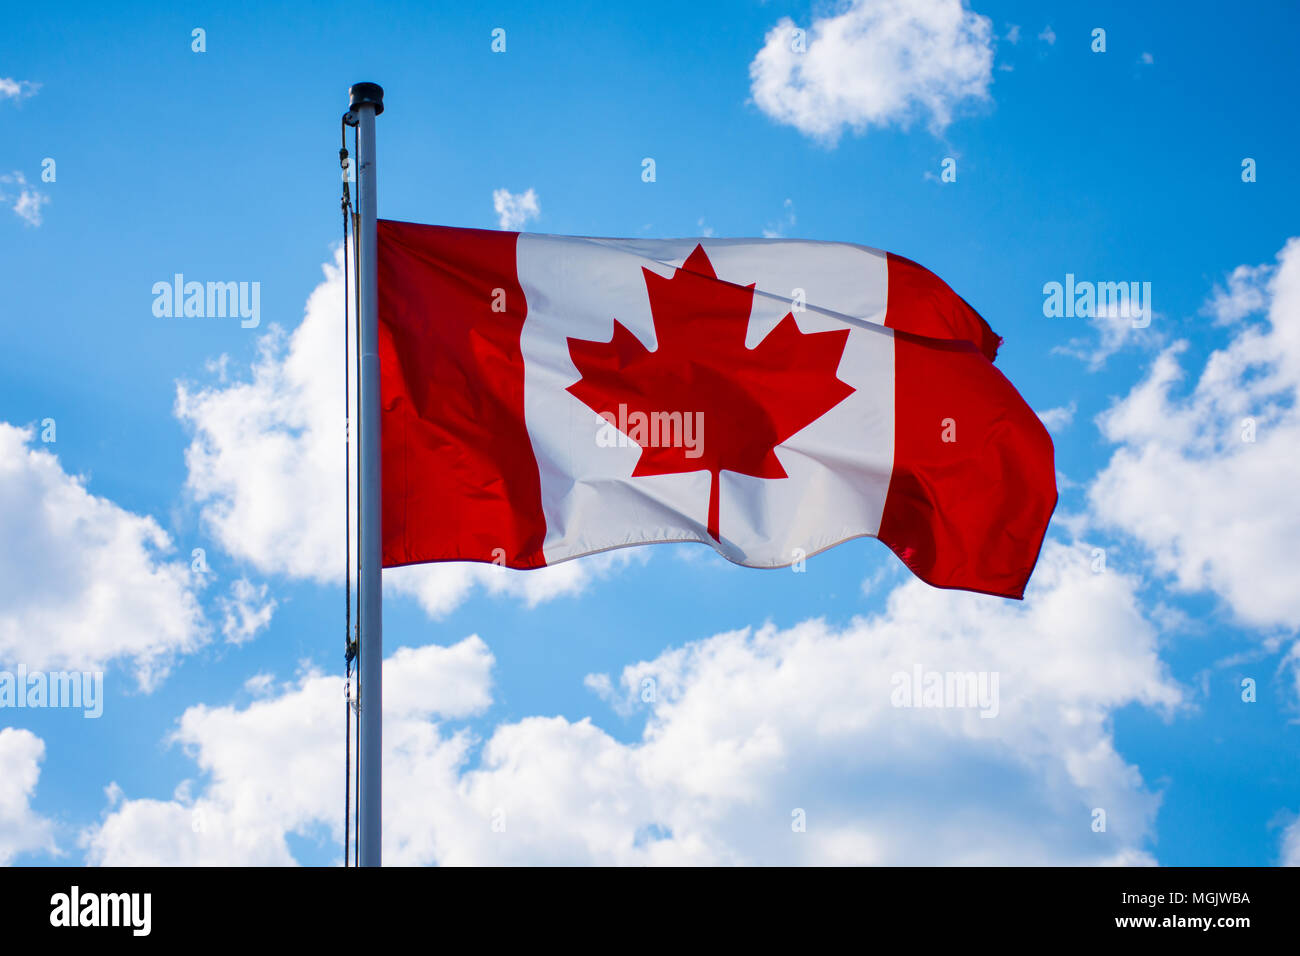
[348,82,384,115]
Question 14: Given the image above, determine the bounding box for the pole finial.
[348,82,385,115]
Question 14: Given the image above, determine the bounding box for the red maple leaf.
[566,245,856,543]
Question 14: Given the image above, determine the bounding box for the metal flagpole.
[350,80,384,867]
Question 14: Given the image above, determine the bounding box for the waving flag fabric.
[378,220,1056,599]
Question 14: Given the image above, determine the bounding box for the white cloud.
[0,728,56,864]
[493,188,540,231]
[1037,401,1076,433]
[1005,24,1021,44]
[1038,26,1056,45]
[82,637,495,865]
[749,0,994,144]
[386,549,638,618]
[1088,238,1300,631]
[0,423,207,689]
[1204,263,1272,324]
[81,541,1180,865]
[243,672,276,696]
[177,247,617,618]
[1054,305,1164,371]
[1282,815,1300,866]
[0,77,39,102]
[0,171,49,226]
[216,578,276,645]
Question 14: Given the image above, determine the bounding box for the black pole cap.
[349,82,384,115]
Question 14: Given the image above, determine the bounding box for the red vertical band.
[879,331,1056,599]
[378,219,548,569]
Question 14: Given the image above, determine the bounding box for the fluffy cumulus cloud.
[176,247,619,617]
[82,541,1180,865]
[749,0,994,144]
[1088,238,1300,631]
[0,423,206,688]
[0,728,57,864]
[493,188,540,230]
[82,638,495,865]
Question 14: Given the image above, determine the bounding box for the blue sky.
[1,0,1298,865]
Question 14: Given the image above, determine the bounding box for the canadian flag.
[378,220,1056,599]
